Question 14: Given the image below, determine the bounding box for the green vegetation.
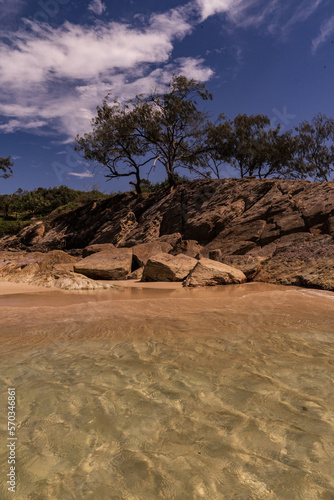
[207,112,334,181]
[75,75,212,194]
[206,114,295,179]
[140,174,189,193]
[0,155,13,179]
[0,186,108,236]
[76,75,334,188]
[1,77,333,234]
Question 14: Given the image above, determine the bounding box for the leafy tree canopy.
[76,75,212,193]
[76,75,334,187]
[0,155,13,179]
[290,113,334,181]
[206,114,295,179]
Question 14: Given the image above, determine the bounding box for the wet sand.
[0,281,334,499]
[0,281,58,295]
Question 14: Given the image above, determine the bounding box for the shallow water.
[0,283,334,499]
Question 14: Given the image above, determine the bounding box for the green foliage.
[291,113,334,181]
[142,174,189,192]
[0,156,13,179]
[206,114,295,179]
[75,98,152,195]
[0,219,31,236]
[132,75,212,187]
[0,186,108,234]
[75,75,212,192]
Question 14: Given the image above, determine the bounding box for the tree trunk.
[167,168,176,187]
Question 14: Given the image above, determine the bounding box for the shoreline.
[1,279,333,353]
[1,277,334,299]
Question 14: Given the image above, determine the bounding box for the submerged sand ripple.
[0,283,334,499]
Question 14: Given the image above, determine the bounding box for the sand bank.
[0,280,58,295]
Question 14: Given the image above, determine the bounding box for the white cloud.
[0,119,48,133]
[196,0,277,24]
[312,15,334,53]
[196,0,236,21]
[3,0,324,142]
[0,18,190,87]
[68,170,95,178]
[88,0,106,16]
[196,0,325,34]
[0,6,213,139]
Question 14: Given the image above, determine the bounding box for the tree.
[207,114,295,178]
[0,155,13,179]
[75,99,153,194]
[75,75,212,192]
[291,113,334,181]
[131,75,212,186]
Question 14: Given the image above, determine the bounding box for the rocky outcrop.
[51,271,114,290]
[170,239,203,258]
[82,243,115,258]
[74,248,132,280]
[126,267,144,280]
[131,241,173,267]
[1,179,334,291]
[141,253,197,282]
[0,250,113,289]
[183,258,247,287]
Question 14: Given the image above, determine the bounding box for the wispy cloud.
[196,0,236,21]
[0,119,48,133]
[0,15,191,87]
[88,0,106,16]
[196,0,280,25]
[312,15,334,53]
[68,170,95,178]
[282,0,324,34]
[196,0,325,35]
[0,0,327,142]
[0,6,214,139]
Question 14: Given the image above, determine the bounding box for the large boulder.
[82,243,115,258]
[74,248,132,280]
[0,250,110,289]
[141,253,197,282]
[132,241,172,267]
[51,271,114,290]
[183,258,247,287]
[254,234,334,291]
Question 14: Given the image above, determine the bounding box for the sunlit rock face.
[1,178,334,290]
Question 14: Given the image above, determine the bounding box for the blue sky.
[0,0,333,194]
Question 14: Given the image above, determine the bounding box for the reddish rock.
[142,253,197,282]
[74,248,132,280]
[131,241,172,267]
[82,243,115,258]
[20,222,46,246]
[260,223,280,245]
[158,233,182,247]
[1,178,334,292]
[183,258,247,287]
[126,267,144,280]
[275,213,307,236]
